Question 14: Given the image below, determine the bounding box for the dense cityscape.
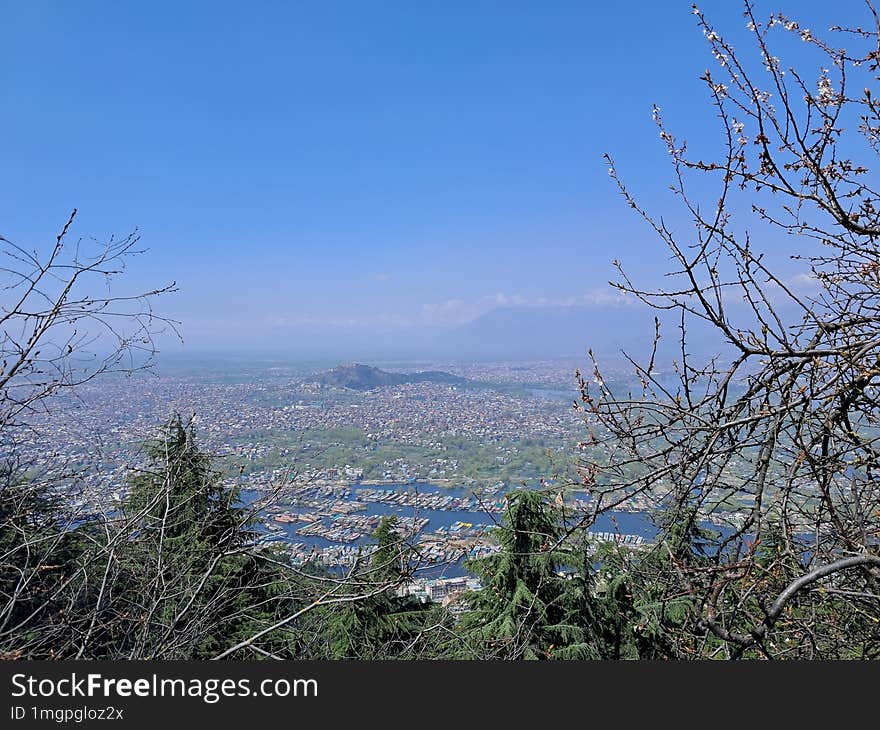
[8,357,658,581]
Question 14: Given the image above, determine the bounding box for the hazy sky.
[0,0,857,358]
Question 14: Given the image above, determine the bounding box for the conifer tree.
[460,490,575,659]
[0,466,91,658]
[108,415,285,659]
[319,515,435,659]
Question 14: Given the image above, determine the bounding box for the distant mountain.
[310,363,467,390]
[442,304,650,360]
[442,303,726,363]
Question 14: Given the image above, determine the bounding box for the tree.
[315,515,440,659]
[579,0,880,658]
[459,489,686,660]
[0,210,176,433]
[460,490,580,659]
[0,212,175,659]
[105,415,287,659]
[0,461,93,658]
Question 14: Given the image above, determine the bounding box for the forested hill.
[310,363,467,390]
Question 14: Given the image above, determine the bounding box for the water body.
[527,387,577,402]
[243,482,657,572]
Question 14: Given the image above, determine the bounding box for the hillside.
[310,363,467,390]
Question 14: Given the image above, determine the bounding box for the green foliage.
[106,415,290,659]
[313,515,442,659]
[460,491,581,659]
[458,491,718,660]
[0,468,92,658]
[237,425,574,487]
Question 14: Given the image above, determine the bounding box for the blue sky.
[0,0,861,357]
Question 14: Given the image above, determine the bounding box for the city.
[7,358,658,575]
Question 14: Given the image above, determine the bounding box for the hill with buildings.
[311,363,467,390]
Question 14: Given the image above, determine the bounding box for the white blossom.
[817,75,835,105]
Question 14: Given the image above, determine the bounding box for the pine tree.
[107,415,285,659]
[460,490,575,659]
[0,466,91,658]
[320,515,435,658]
